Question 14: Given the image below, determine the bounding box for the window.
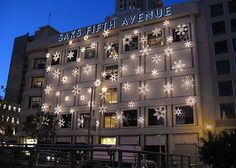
[216,60,231,75]
[230,19,236,32]
[220,103,235,119]
[212,21,226,35]
[210,3,223,17]
[101,137,116,145]
[105,88,118,104]
[105,43,119,59]
[124,36,139,51]
[218,81,233,96]
[104,113,116,128]
[214,40,228,55]
[34,58,46,69]
[105,65,118,80]
[148,108,164,126]
[175,106,193,124]
[172,24,189,42]
[85,47,96,59]
[78,113,89,129]
[60,114,72,128]
[147,31,163,46]
[67,50,77,62]
[228,1,236,13]
[123,109,137,127]
[29,97,41,108]
[31,77,44,88]
[233,38,236,51]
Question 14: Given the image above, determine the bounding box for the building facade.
[5,0,236,162]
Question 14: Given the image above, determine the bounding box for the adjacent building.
[5,0,236,162]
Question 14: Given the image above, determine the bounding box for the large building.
[5,0,236,162]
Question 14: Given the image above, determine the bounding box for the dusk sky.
[0,0,184,91]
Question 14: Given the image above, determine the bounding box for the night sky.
[0,0,184,90]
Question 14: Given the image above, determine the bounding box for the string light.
[53,52,60,62]
[154,107,166,120]
[163,82,174,94]
[83,35,88,41]
[102,30,110,37]
[58,119,65,127]
[152,54,161,64]
[163,20,170,26]
[166,36,173,43]
[81,47,86,53]
[152,27,162,37]
[110,74,118,82]
[138,83,149,95]
[138,117,144,124]
[181,76,194,90]
[172,60,185,73]
[133,29,139,35]
[139,45,151,56]
[54,105,62,114]
[72,85,81,96]
[83,64,92,74]
[98,105,107,114]
[64,96,70,102]
[67,51,74,59]
[164,47,173,56]
[151,69,158,76]
[122,82,131,91]
[52,69,61,78]
[46,65,52,73]
[185,96,196,106]
[72,68,80,77]
[44,85,52,94]
[175,108,183,117]
[128,101,135,108]
[184,41,192,48]
[41,103,49,112]
[122,34,133,45]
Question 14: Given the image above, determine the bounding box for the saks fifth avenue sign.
[58,6,172,42]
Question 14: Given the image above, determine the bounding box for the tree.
[199,130,236,168]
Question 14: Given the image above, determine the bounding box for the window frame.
[124,36,139,52]
[219,103,236,119]
[66,49,78,63]
[103,112,116,129]
[28,96,42,109]
[122,109,138,127]
[59,114,72,129]
[171,24,191,43]
[31,77,44,88]
[104,88,118,104]
[174,105,194,125]
[34,58,46,69]
[147,108,165,126]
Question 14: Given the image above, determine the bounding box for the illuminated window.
[60,114,72,129]
[175,106,193,125]
[29,96,41,108]
[123,109,137,127]
[67,49,78,62]
[105,65,118,80]
[105,88,118,104]
[101,137,116,145]
[34,58,46,69]
[147,31,163,46]
[105,43,119,59]
[31,77,44,88]
[85,47,96,59]
[172,24,190,42]
[104,113,116,128]
[124,36,138,51]
[148,108,164,126]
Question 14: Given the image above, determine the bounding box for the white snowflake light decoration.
[152,54,162,64]
[72,85,81,96]
[77,116,84,128]
[55,91,60,97]
[154,107,166,120]
[151,69,158,76]
[120,64,128,73]
[175,24,188,36]
[94,79,101,87]
[81,47,86,53]
[185,96,196,106]
[58,119,65,127]
[99,105,107,114]
[44,85,52,94]
[135,66,144,74]
[72,68,80,77]
[104,42,113,53]
[112,54,119,60]
[96,120,100,127]
[87,101,95,107]
[101,71,107,78]
[130,53,136,60]
[99,91,108,100]
[139,45,151,56]
[115,111,123,123]
[163,82,174,94]
[46,65,52,73]
[65,96,70,102]
[122,34,133,45]
[110,74,118,82]
[53,52,60,62]
[133,29,139,35]
[181,76,194,90]
[54,105,62,114]
[46,53,50,58]
[90,42,97,49]
[80,95,85,101]
[52,69,61,78]
[76,57,81,63]
[61,75,68,84]
[140,35,147,45]
[166,36,173,43]
[184,41,192,48]
[138,117,144,124]
[138,83,149,95]
[128,101,135,108]
[69,108,75,114]
[67,51,74,59]
[83,35,89,41]
[175,108,184,117]
[41,103,49,112]
[164,47,173,56]
[163,20,170,26]
[172,60,185,73]
[87,88,92,94]
[122,82,131,91]
[152,27,161,37]
[102,30,110,37]
[83,64,92,74]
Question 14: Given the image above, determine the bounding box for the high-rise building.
[5,0,236,163]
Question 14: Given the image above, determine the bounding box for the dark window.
[175,106,193,124]
[220,103,235,119]
[123,109,137,127]
[34,58,46,69]
[85,47,96,59]
[230,19,236,32]
[103,113,116,128]
[67,50,77,62]
[218,81,233,96]
[125,36,139,51]
[233,38,236,51]
[60,114,72,128]
[172,24,189,42]
[147,31,163,46]
[148,108,164,126]
[29,97,41,108]
[210,3,224,17]
[51,52,60,65]
[212,21,226,35]
[105,88,118,104]
[214,40,228,55]
[105,65,118,80]
[78,113,90,129]
[31,77,44,88]
[105,43,119,59]
[228,1,236,13]
[216,60,231,75]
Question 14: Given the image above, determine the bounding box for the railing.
[0,144,195,168]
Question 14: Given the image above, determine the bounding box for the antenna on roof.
[47,12,51,25]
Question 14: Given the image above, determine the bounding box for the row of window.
[210,1,236,17]
[212,19,236,35]
[214,38,236,55]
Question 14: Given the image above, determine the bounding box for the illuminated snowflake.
[61,75,68,84]
[87,101,95,107]
[99,92,108,99]
[128,101,135,108]
[58,119,65,127]
[41,103,49,112]
[90,42,97,49]
[138,117,144,124]
[120,64,128,73]
[140,35,148,45]
[83,64,92,74]
[81,47,86,53]
[99,105,107,114]
[152,27,162,37]
[102,30,110,37]
[172,60,185,73]
[96,120,100,127]
[153,107,166,120]
[122,82,131,91]
[164,47,173,56]
[151,69,158,76]
[54,105,62,114]
[166,36,173,43]
[152,54,161,64]
[52,69,61,78]
[53,52,60,62]
[112,53,119,60]
[184,41,192,48]
[138,83,149,95]
[110,74,118,82]
[67,51,74,59]
[135,66,144,74]
[87,88,92,94]
[64,96,70,102]
[76,57,81,62]
[185,96,196,106]
[139,45,151,56]
[44,85,52,94]
[72,68,80,77]
[130,53,136,60]
[46,53,50,58]
[72,85,81,96]
[94,79,101,87]
[77,116,84,128]
[104,42,113,53]
[55,91,60,97]
[175,108,184,117]
[101,71,107,78]
[115,111,123,123]
[42,117,50,125]
[163,20,170,26]
[122,34,133,45]
[46,65,52,73]
[181,76,194,90]
[69,108,75,114]
[133,29,139,35]
[175,24,188,36]
[163,82,174,94]
[80,95,85,101]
